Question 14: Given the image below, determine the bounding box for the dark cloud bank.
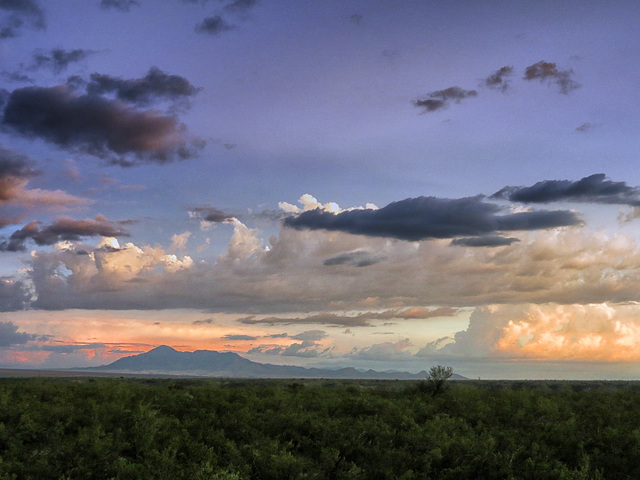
[0,0,45,38]
[31,48,95,73]
[195,16,235,35]
[492,174,640,206]
[190,206,234,223]
[284,196,580,242]
[0,321,36,346]
[523,60,580,94]
[483,66,513,92]
[0,216,130,251]
[100,0,140,12]
[1,84,202,166]
[413,86,478,112]
[86,67,200,107]
[0,145,38,186]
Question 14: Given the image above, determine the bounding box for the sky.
[1,0,640,379]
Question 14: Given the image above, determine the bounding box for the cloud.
[192,318,213,325]
[248,331,330,358]
[0,146,38,186]
[100,0,140,12]
[238,307,459,327]
[576,122,596,133]
[0,278,31,311]
[189,206,234,223]
[0,0,45,38]
[422,303,640,362]
[523,60,580,94]
[21,193,640,313]
[413,86,478,112]
[86,67,200,108]
[492,174,640,206]
[170,232,191,253]
[619,207,640,224]
[1,85,203,166]
[224,334,257,341]
[31,48,96,73]
[0,146,88,225]
[483,66,513,92]
[248,340,330,358]
[450,236,520,248]
[284,195,580,241]
[1,71,34,84]
[352,338,413,361]
[323,250,384,267]
[0,321,37,346]
[224,0,259,13]
[279,193,358,215]
[239,312,375,327]
[291,330,327,342]
[0,215,130,251]
[195,16,235,35]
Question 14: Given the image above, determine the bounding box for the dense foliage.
[1,377,639,479]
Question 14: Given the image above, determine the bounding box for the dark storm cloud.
[491,174,640,206]
[192,318,213,325]
[224,334,258,341]
[0,321,36,346]
[195,16,235,35]
[191,206,234,223]
[291,330,327,342]
[0,0,45,38]
[576,122,595,132]
[0,146,39,224]
[0,215,130,251]
[284,196,580,241]
[86,67,200,107]
[323,250,383,267]
[1,71,33,83]
[238,307,460,327]
[483,66,513,92]
[450,236,520,248]
[523,60,580,94]
[239,312,374,327]
[224,0,259,13]
[100,0,140,12]
[1,85,202,166]
[31,48,96,73]
[413,86,478,113]
[0,278,31,311]
[0,146,38,187]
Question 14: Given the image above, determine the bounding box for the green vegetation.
[1,377,639,479]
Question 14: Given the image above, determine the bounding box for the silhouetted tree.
[427,364,453,396]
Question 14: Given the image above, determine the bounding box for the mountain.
[90,346,466,380]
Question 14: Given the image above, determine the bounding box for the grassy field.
[0,376,637,479]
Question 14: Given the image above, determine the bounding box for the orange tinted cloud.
[439,303,640,362]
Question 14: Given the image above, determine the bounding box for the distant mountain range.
[88,345,466,380]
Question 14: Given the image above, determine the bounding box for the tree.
[427,365,453,396]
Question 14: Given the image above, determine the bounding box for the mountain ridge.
[90,345,467,380]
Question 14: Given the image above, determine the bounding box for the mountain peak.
[148,345,178,355]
